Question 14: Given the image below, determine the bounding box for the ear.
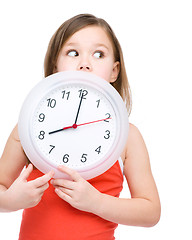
[110,61,120,83]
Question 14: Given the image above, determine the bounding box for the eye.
[67,50,79,57]
[93,51,104,59]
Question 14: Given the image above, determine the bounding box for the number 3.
[104,130,110,139]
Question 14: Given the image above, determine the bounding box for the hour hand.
[49,124,75,135]
[48,117,111,135]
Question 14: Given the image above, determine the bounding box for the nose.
[79,65,91,71]
[77,57,92,72]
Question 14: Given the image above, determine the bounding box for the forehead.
[65,26,113,49]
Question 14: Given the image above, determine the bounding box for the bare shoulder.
[12,124,20,141]
[5,124,21,146]
[0,125,28,188]
[126,123,148,153]
[123,123,150,171]
[121,123,148,163]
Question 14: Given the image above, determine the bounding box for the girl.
[0,14,160,239]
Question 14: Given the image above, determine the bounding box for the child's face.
[56,26,119,83]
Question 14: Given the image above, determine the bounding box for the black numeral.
[104,130,110,139]
[95,146,101,154]
[81,153,87,163]
[38,131,45,140]
[49,145,55,154]
[38,113,45,122]
[62,90,70,100]
[104,113,111,122]
[78,89,88,99]
[47,98,56,108]
[96,99,100,108]
[63,154,69,163]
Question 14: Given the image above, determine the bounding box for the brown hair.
[44,14,132,115]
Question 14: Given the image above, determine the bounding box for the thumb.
[19,163,33,181]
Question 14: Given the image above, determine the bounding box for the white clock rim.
[18,71,129,180]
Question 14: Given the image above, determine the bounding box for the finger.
[37,182,50,194]
[58,165,82,182]
[58,187,73,197]
[51,179,75,190]
[32,171,54,188]
[20,164,33,180]
[55,187,73,203]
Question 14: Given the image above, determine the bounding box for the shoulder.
[123,123,151,182]
[0,125,28,188]
[122,123,151,178]
[121,123,148,163]
[127,123,147,153]
[128,123,145,141]
[11,124,20,141]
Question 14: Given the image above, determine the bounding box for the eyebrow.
[94,43,110,50]
[64,42,110,51]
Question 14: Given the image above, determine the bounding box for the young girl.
[0,14,160,239]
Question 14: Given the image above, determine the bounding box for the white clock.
[18,71,129,180]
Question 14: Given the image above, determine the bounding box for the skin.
[0,26,160,226]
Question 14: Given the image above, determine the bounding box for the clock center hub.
[72,124,78,129]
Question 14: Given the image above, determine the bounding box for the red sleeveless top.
[19,161,124,240]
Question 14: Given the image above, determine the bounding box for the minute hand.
[74,94,84,125]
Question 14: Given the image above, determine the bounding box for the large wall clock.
[18,71,129,180]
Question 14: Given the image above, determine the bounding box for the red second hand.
[77,118,112,127]
[62,118,111,130]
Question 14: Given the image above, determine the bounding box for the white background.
[0,0,191,239]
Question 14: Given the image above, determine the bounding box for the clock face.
[18,71,129,179]
[32,83,117,170]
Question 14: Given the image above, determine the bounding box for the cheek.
[57,62,75,72]
[98,72,111,82]
[94,66,113,83]
[56,57,76,72]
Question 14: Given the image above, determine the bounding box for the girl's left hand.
[51,165,102,213]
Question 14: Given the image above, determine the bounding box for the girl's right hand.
[4,164,54,211]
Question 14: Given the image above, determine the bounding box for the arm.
[0,125,54,212]
[52,124,161,227]
[94,124,161,226]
